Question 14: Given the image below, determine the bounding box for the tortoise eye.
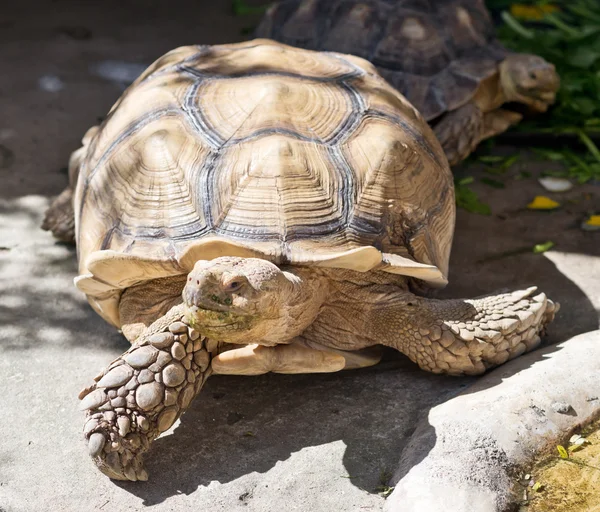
[222,278,245,292]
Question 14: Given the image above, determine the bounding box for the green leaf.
[486,154,520,174]
[544,13,582,38]
[571,97,598,115]
[514,171,532,180]
[501,11,535,38]
[376,485,395,498]
[502,154,520,169]
[478,155,505,163]
[532,481,544,492]
[481,177,505,188]
[533,148,566,161]
[557,445,569,459]
[490,0,600,178]
[240,25,257,36]
[232,0,270,16]
[455,180,492,215]
[570,46,600,68]
[458,176,474,186]
[533,241,555,254]
[577,129,600,162]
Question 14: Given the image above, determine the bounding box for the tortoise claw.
[87,432,106,458]
[84,424,149,481]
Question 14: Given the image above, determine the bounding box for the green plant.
[488,0,600,182]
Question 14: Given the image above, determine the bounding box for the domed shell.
[73,39,454,327]
[256,0,508,120]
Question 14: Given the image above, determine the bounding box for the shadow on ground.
[116,358,466,505]
[0,1,598,510]
[0,197,125,352]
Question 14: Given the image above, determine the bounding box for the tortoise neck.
[275,266,330,343]
[301,269,411,350]
[499,58,522,104]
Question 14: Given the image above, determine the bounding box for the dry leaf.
[527,196,561,210]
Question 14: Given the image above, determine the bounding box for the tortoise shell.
[256,0,508,120]
[73,39,454,327]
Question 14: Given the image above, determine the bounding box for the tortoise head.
[500,54,560,112]
[182,257,310,344]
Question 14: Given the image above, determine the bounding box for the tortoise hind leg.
[42,186,75,243]
[42,125,100,243]
[80,304,216,481]
[211,339,383,375]
[433,101,484,166]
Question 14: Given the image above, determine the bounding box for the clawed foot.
[423,287,559,375]
[396,287,560,376]
[42,187,76,243]
[463,287,559,368]
[79,306,217,481]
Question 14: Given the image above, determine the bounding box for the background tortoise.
[44,39,557,481]
[256,0,560,165]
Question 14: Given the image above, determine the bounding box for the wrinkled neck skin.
[233,267,412,348]
[254,266,330,346]
[120,265,413,349]
[303,269,412,351]
[499,63,522,105]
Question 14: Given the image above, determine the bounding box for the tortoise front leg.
[481,109,523,141]
[433,101,485,166]
[79,304,216,481]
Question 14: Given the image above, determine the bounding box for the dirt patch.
[521,421,600,512]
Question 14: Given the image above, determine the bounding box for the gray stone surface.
[0,2,598,511]
[385,330,600,512]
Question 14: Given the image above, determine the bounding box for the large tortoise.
[256,0,560,165]
[43,39,557,481]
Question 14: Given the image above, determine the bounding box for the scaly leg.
[433,101,484,166]
[79,304,217,481]
[370,287,558,376]
[42,125,99,243]
[481,109,523,141]
[42,186,75,243]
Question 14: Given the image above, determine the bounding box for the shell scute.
[75,40,453,326]
[255,0,508,119]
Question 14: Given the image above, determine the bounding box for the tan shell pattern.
[73,39,454,326]
[256,0,508,120]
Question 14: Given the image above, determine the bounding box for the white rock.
[538,177,573,192]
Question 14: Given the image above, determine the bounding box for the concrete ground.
[0,2,598,511]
